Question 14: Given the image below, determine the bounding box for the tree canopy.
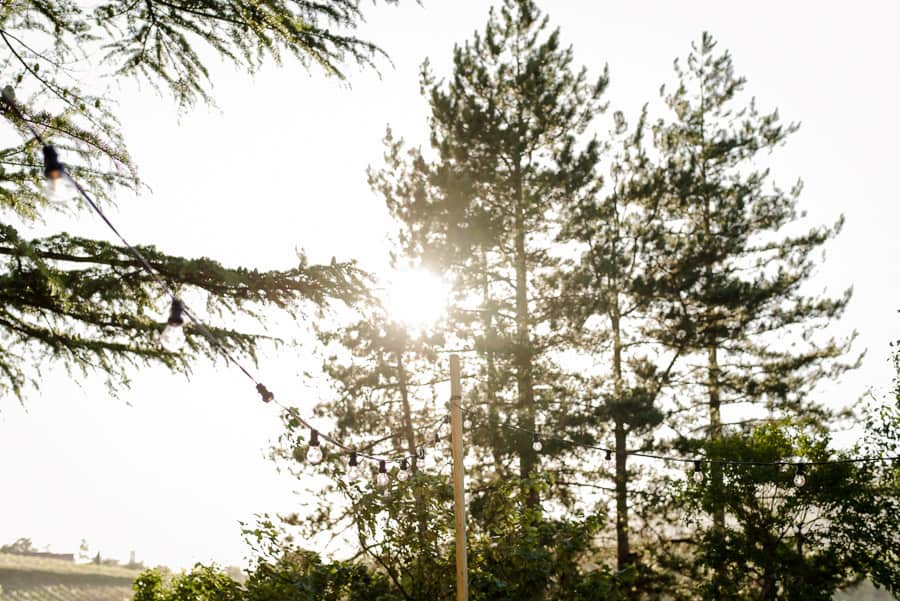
[0,0,397,399]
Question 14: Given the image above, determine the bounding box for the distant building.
[8,550,75,562]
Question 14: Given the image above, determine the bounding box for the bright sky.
[1,0,898,570]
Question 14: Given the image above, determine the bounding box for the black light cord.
[451,399,900,468]
[0,86,436,468]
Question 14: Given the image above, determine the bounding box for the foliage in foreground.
[0,0,399,401]
[132,501,631,601]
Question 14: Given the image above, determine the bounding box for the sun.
[382,267,451,332]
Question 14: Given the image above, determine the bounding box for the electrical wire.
[0,87,434,468]
[452,399,900,468]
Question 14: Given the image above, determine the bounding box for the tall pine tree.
[556,108,676,575]
[370,0,607,509]
[649,32,856,586]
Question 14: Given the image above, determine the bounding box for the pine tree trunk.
[614,418,630,569]
[708,345,724,534]
[482,247,503,471]
[701,152,725,535]
[396,354,419,469]
[396,354,428,552]
[513,162,537,508]
[611,310,631,570]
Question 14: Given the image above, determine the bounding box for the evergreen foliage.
[271,9,899,601]
[0,1,388,400]
[646,33,862,593]
[369,0,608,509]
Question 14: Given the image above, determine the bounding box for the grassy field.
[0,553,138,600]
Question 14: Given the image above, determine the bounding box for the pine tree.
[370,0,608,509]
[556,108,676,575]
[0,1,390,400]
[649,32,856,587]
[276,306,454,601]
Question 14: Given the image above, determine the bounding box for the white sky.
[1,0,898,570]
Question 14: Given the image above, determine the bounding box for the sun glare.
[383,268,451,332]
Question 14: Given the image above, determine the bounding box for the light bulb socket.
[378,459,387,474]
[42,145,64,179]
[167,298,185,327]
[349,451,358,468]
[693,460,703,473]
[417,448,425,460]
[309,429,320,447]
[605,449,613,461]
[794,463,807,488]
[255,383,274,403]
[400,458,409,472]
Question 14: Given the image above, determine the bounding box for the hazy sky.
[1,0,898,569]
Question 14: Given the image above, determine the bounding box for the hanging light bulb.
[464,415,473,430]
[793,463,807,488]
[159,298,186,351]
[692,460,705,484]
[398,458,410,482]
[347,451,361,481]
[306,429,324,465]
[41,145,73,201]
[439,416,451,438]
[256,383,274,403]
[376,460,389,488]
[532,432,543,452]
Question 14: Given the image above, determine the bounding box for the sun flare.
[382,268,451,332]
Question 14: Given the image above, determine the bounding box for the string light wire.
[451,399,900,469]
[0,87,434,470]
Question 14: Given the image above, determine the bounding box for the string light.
[347,452,361,481]
[451,400,900,474]
[398,458,410,482]
[692,460,704,484]
[256,383,275,403]
[0,88,440,478]
[376,460,390,487]
[41,145,72,200]
[439,415,451,438]
[306,429,324,465]
[159,298,186,351]
[532,432,543,452]
[794,463,807,488]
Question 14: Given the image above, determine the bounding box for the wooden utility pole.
[449,354,469,601]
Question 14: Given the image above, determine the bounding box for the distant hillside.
[0,553,138,600]
[835,580,896,601]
